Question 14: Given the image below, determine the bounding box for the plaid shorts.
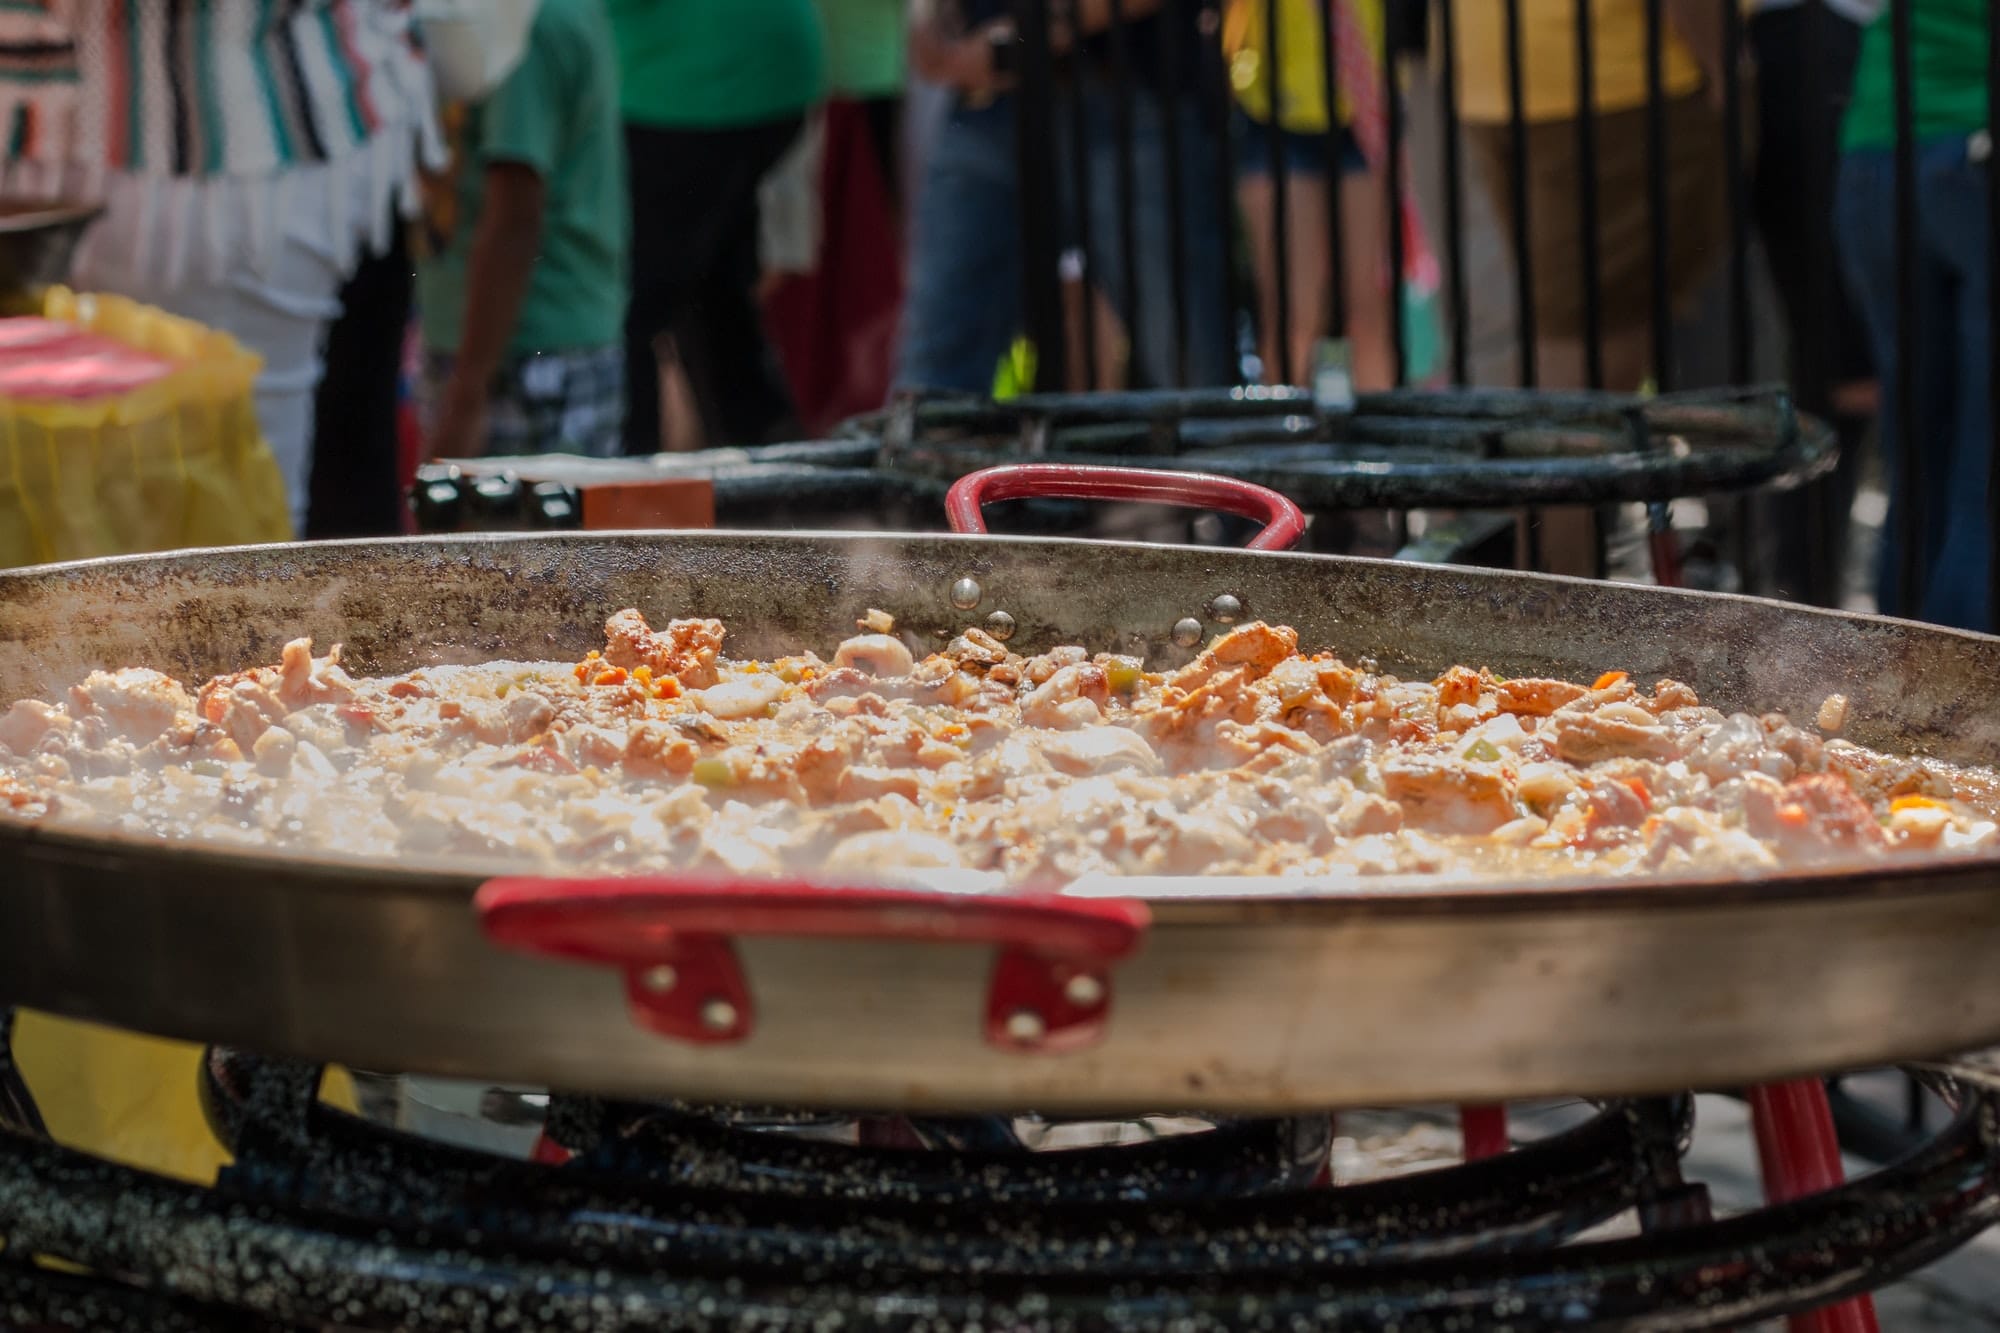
[422,345,624,459]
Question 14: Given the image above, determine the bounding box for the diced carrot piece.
[1890,794,1947,813]
[1592,670,1628,691]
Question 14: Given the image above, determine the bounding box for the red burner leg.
[1459,1104,1509,1161]
[1648,519,1686,589]
[1748,1080,1880,1333]
[1312,1113,1337,1187]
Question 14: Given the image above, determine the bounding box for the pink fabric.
[0,317,172,399]
[761,98,904,436]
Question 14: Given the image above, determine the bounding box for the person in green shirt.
[1834,0,1992,631]
[606,0,828,453]
[418,0,630,460]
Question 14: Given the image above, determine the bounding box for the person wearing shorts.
[1451,0,1729,393]
[417,0,630,461]
[1450,0,1729,576]
[1224,0,1394,391]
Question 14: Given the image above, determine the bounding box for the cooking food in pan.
[4,607,1994,883]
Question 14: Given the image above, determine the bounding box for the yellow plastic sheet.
[1223,0,1385,135]
[3,292,328,1178]
[0,286,291,571]
[11,1013,359,1185]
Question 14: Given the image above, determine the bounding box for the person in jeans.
[1835,0,1991,630]
[897,0,1233,393]
[418,0,629,459]
[607,0,826,452]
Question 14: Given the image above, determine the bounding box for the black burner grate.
[0,1038,1996,1331]
[857,385,1835,512]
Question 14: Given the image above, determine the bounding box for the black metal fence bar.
[1643,0,1671,391]
[1574,0,1604,390]
[1721,0,1755,596]
[1502,0,1536,387]
[1721,0,1750,387]
[1262,0,1293,384]
[1015,0,1069,392]
[1437,0,1468,386]
[1158,0,1193,387]
[1105,0,1145,387]
[1889,0,1922,615]
[1989,0,2000,631]
[1200,0,1243,376]
[1061,3,1102,390]
[1322,0,1351,343]
[1383,1,1407,387]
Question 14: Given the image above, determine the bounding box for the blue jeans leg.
[895,103,1025,394]
[1834,144,1976,627]
[1080,87,1235,389]
[1916,138,1994,630]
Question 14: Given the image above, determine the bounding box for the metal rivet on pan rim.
[1005,1009,1048,1045]
[1207,593,1244,624]
[640,965,678,994]
[985,610,1017,641]
[1171,617,1203,648]
[1064,973,1106,1008]
[700,998,739,1032]
[950,577,983,610]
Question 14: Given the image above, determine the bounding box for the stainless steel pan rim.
[8,529,2000,1109]
[6,812,2000,921]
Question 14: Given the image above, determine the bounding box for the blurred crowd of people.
[0,0,1986,630]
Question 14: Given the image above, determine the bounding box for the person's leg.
[1836,146,1955,620]
[1336,151,1394,392]
[894,102,1025,393]
[862,95,905,210]
[675,116,807,445]
[1237,172,1284,381]
[1085,87,1233,389]
[307,220,412,538]
[622,122,693,456]
[1917,136,1993,630]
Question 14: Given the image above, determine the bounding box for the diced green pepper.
[1463,738,1502,763]
[1104,657,1143,694]
[190,759,227,778]
[691,756,735,788]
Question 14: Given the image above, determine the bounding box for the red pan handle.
[944,463,1308,552]
[476,876,1150,1051]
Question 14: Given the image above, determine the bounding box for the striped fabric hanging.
[0,0,426,180]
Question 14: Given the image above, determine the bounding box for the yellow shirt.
[1451,0,1705,124]
[1224,0,1387,134]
